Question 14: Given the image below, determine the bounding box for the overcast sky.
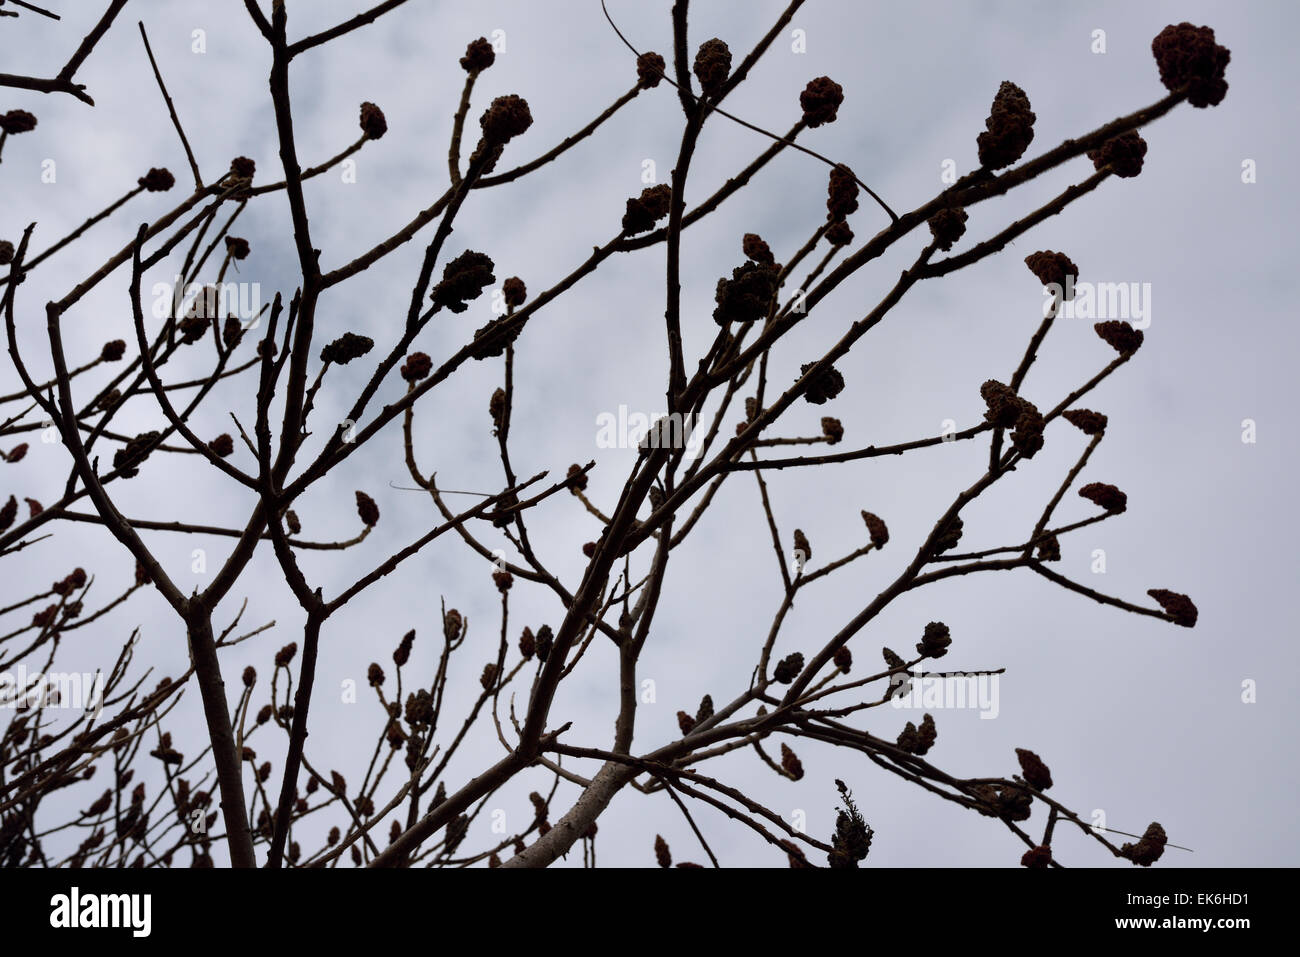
[2,0,1297,868]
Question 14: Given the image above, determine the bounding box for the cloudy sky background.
[2,0,1297,867]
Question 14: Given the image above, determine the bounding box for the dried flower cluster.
[693,38,732,96]
[1151,23,1230,108]
[1079,482,1128,513]
[1088,130,1148,178]
[1120,822,1169,866]
[977,81,1036,170]
[460,37,495,74]
[799,76,843,128]
[622,184,672,234]
[432,250,496,313]
[713,261,781,326]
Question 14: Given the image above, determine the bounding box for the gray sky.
[2,0,1296,867]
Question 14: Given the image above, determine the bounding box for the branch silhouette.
[0,6,1228,870]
